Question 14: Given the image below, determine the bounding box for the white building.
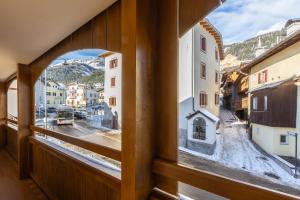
[285,18,300,36]
[179,19,223,155]
[34,75,66,109]
[101,52,122,129]
[66,83,98,108]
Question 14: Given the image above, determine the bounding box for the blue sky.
[52,49,107,64]
[207,0,300,45]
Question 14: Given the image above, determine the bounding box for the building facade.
[247,31,300,163]
[101,52,122,129]
[179,19,223,155]
[221,62,249,120]
[45,81,66,108]
[66,83,98,108]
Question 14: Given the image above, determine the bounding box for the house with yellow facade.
[46,81,66,108]
[245,30,300,175]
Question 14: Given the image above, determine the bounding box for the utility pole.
[288,132,298,178]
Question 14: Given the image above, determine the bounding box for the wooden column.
[17,64,32,179]
[121,0,179,199]
[0,83,7,148]
[121,0,157,199]
[154,0,179,195]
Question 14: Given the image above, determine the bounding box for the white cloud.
[256,22,285,36]
[207,0,300,44]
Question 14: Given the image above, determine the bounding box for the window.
[193,117,206,140]
[199,92,207,106]
[53,92,56,96]
[252,97,258,110]
[109,97,117,106]
[258,70,268,84]
[47,100,50,104]
[109,58,118,69]
[215,48,218,61]
[111,77,116,87]
[215,93,219,105]
[263,96,268,111]
[46,92,51,96]
[200,63,206,79]
[60,93,63,97]
[200,35,206,52]
[280,135,288,145]
[215,71,219,83]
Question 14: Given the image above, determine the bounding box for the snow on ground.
[86,115,121,134]
[180,109,300,190]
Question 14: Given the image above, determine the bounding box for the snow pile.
[180,124,300,189]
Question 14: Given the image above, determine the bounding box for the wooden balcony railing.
[153,159,298,200]
[30,125,121,161]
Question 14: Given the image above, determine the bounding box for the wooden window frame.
[200,62,206,79]
[215,47,218,61]
[111,76,116,87]
[200,34,207,53]
[109,96,117,106]
[252,96,258,111]
[215,92,219,105]
[215,70,219,83]
[14,1,296,199]
[109,58,118,69]
[199,92,207,107]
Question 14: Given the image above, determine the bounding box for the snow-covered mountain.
[47,57,105,84]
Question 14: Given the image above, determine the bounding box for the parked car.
[47,107,57,113]
[74,111,87,119]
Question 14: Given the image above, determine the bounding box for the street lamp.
[288,131,298,178]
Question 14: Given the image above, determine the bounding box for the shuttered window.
[200,35,206,52]
[200,63,206,79]
[109,58,118,69]
[215,93,219,105]
[200,92,207,106]
[109,97,117,106]
[111,77,116,87]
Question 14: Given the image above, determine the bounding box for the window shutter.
[258,73,261,84]
[264,70,268,82]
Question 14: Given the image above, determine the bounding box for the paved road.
[50,120,121,151]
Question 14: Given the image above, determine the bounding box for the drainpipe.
[192,28,196,112]
[295,133,298,178]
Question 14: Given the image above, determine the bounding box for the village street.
[179,109,300,197]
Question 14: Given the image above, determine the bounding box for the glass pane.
[178,182,228,200]
[7,79,18,129]
[178,0,300,197]
[34,49,122,166]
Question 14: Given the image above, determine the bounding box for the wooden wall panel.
[121,0,158,199]
[0,83,6,148]
[92,13,107,49]
[30,139,120,200]
[106,2,121,52]
[72,22,93,50]
[5,126,18,161]
[30,1,121,85]
[250,83,297,127]
[179,0,220,36]
[17,64,32,179]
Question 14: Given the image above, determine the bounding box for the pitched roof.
[248,75,296,93]
[285,18,300,28]
[186,109,219,123]
[200,19,224,60]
